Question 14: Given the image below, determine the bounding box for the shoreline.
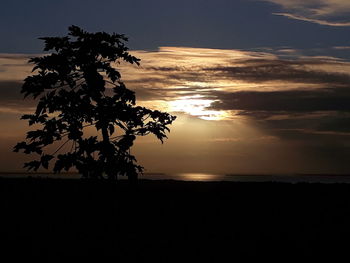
[2,172,350,184]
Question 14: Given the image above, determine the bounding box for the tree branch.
[51,139,70,156]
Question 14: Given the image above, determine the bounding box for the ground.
[1,178,350,261]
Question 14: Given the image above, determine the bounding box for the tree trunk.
[102,126,116,181]
[101,126,109,144]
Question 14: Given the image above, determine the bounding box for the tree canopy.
[14,25,176,181]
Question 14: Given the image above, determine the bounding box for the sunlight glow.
[169,95,229,120]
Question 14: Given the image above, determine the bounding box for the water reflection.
[175,173,227,181]
[142,173,350,184]
[2,172,350,183]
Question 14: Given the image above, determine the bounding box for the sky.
[1,0,350,174]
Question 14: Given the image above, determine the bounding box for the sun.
[169,95,228,120]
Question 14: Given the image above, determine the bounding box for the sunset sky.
[1,0,350,174]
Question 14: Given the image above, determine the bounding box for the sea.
[2,172,350,183]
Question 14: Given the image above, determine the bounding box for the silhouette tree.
[14,25,176,182]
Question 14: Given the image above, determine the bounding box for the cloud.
[273,12,350,26]
[203,60,350,85]
[125,47,350,139]
[262,0,350,26]
[208,88,350,112]
[2,48,350,139]
[0,54,33,82]
[0,81,36,113]
[333,46,350,50]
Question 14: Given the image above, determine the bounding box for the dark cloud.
[265,115,350,138]
[145,66,188,72]
[125,77,180,88]
[0,81,22,100]
[316,117,350,133]
[209,87,350,112]
[134,57,350,104]
[0,54,32,60]
[204,61,350,85]
[221,111,350,146]
[0,81,35,112]
[206,87,350,138]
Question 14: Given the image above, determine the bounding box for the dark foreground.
[1,178,350,261]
